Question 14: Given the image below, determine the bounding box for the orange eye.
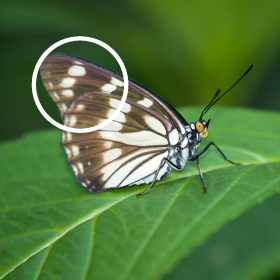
[195,122,205,133]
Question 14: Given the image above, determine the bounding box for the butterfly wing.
[40,53,188,132]
[62,92,175,192]
[40,53,186,193]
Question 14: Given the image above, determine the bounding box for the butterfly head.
[195,119,210,138]
[197,65,254,131]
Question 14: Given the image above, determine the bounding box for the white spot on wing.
[72,145,79,157]
[123,104,131,113]
[102,148,122,163]
[66,132,72,141]
[77,104,85,110]
[62,89,74,97]
[101,84,116,93]
[59,103,67,113]
[60,77,76,87]
[69,116,77,126]
[144,115,166,135]
[190,123,195,130]
[61,104,67,112]
[109,98,131,113]
[111,77,124,87]
[104,141,113,148]
[72,165,78,176]
[53,92,59,100]
[100,131,168,146]
[49,82,53,88]
[137,98,153,108]
[65,148,71,156]
[100,119,123,131]
[68,65,86,76]
[107,109,126,123]
[77,162,84,173]
[168,129,179,145]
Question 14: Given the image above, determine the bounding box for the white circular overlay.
[32,36,128,133]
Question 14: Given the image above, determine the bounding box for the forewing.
[40,53,187,133]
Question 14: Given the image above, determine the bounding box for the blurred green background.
[1,0,280,279]
[1,0,280,142]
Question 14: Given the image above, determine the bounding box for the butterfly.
[40,53,253,196]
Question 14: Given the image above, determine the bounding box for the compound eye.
[195,122,205,133]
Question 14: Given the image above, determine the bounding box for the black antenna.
[200,64,253,119]
[199,89,220,120]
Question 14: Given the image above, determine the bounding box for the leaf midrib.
[1,159,279,215]
[2,143,280,186]
[0,195,131,280]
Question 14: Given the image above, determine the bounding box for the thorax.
[167,124,201,169]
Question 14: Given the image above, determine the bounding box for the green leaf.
[162,194,280,280]
[1,107,280,280]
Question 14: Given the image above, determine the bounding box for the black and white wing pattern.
[40,53,188,193]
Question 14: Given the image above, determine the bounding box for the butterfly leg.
[192,141,240,165]
[196,158,207,193]
[136,157,181,197]
[136,158,167,197]
[190,141,240,193]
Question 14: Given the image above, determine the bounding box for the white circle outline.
[31,36,128,133]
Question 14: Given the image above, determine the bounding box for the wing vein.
[78,147,140,181]
[117,151,165,188]
[64,98,168,137]
[100,150,167,189]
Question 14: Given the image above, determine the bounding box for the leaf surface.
[1,107,280,280]
[162,194,280,280]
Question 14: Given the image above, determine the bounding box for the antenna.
[200,64,253,120]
